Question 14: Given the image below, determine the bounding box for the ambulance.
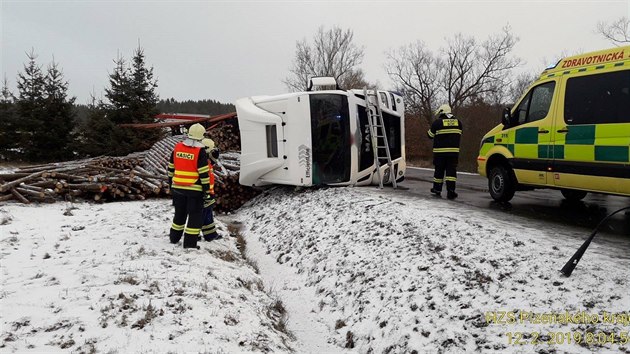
[477,45,630,202]
[235,77,406,187]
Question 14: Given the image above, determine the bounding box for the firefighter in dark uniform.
[200,138,220,241]
[427,104,462,200]
[167,123,213,249]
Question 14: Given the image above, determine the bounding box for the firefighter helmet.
[434,104,452,117]
[202,138,220,161]
[209,148,220,162]
[201,138,215,151]
[187,123,206,140]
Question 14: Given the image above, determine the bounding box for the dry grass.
[214,250,238,262]
[131,302,161,329]
[345,331,355,348]
[114,275,139,285]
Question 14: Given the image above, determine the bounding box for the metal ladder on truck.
[363,88,397,189]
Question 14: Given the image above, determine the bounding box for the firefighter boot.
[430,188,441,197]
[204,232,220,242]
[447,191,458,200]
[183,233,198,249]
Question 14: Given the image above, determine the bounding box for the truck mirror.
[501,107,511,128]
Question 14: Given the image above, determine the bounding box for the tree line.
[0,47,234,162]
[2,18,626,167]
[284,19,628,170]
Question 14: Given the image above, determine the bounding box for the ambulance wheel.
[561,189,587,201]
[489,165,515,202]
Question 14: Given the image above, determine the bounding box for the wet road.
[399,167,630,240]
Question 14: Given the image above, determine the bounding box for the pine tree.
[15,50,47,161]
[0,78,17,159]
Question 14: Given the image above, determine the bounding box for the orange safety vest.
[207,160,215,194]
[172,142,202,191]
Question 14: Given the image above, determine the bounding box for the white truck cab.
[235,78,406,187]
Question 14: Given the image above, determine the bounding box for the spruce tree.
[42,60,76,160]
[76,94,116,157]
[100,47,162,155]
[15,50,47,161]
[0,78,16,159]
[128,46,162,150]
[104,56,131,124]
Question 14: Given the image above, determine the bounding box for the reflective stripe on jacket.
[428,114,463,154]
[169,142,210,192]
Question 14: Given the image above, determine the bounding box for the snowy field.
[1,187,629,353]
[0,200,291,353]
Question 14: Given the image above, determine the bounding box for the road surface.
[399,167,630,240]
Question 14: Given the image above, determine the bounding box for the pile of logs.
[0,115,261,213]
[206,118,241,152]
[0,156,169,204]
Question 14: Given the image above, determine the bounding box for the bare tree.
[385,41,443,119]
[597,17,630,45]
[386,26,521,124]
[442,26,521,110]
[284,26,366,91]
[505,71,537,106]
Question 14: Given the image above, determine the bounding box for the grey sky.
[2,0,629,106]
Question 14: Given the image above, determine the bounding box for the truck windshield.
[310,94,351,184]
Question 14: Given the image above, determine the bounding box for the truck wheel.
[561,189,587,201]
[488,165,516,202]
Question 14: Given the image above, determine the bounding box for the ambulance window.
[514,81,555,126]
[527,82,555,122]
[515,95,530,125]
[564,70,630,124]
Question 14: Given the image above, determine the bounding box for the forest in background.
[2,18,626,170]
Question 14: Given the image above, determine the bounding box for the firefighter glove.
[203,193,215,208]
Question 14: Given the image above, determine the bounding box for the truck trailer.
[235,78,406,187]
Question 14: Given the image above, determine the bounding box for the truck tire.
[488,165,516,202]
[561,189,587,201]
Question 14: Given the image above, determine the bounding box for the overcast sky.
[2,0,629,106]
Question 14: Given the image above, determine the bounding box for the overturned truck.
[235,78,406,187]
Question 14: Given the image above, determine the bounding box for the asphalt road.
[399,167,630,239]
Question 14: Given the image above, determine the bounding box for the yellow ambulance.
[477,46,630,202]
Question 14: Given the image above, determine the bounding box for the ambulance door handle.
[538,129,549,134]
[557,128,569,133]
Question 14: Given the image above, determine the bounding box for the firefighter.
[200,138,220,241]
[167,123,213,249]
[427,104,462,200]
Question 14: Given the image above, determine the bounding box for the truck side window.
[514,81,556,126]
[564,70,630,125]
[379,92,389,109]
[389,92,397,111]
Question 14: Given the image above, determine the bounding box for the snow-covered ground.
[0,200,291,353]
[1,187,629,353]
[238,187,630,354]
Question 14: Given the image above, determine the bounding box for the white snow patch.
[0,200,293,352]
[239,187,630,353]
